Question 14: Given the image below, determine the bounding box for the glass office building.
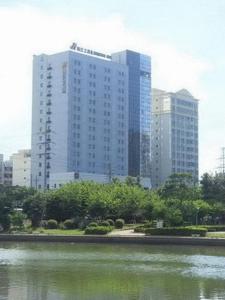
[112,51,151,178]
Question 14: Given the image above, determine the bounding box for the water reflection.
[0,243,225,300]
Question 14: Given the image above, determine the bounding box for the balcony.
[47,85,52,88]
[47,66,52,71]
[46,101,52,106]
[47,76,52,79]
[46,111,52,115]
[46,138,51,142]
[46,93,52,97]
[46,147,51,151]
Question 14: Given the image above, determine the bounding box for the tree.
[201,172,225,203]
[166,208,183,226]
[160,173,200,200]
[0,192,13,231]
[23,192,46,227]
[10,211,26,229]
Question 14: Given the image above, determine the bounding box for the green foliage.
[84,226,113,235]
[166,208,183,226]
[47,219,58,229]
[63,219,74,229]
[88,222,98,227]
[134,221,153,233]
[100,220,111,227]
[23,192,46,228]
[134,225,146,233]
[193,225,225,232]
[106,219,115,226]
[10,211,25,229]
[2,173,225,233]
[160,173,201,200]
[200,172,225,203]
[145,227,207,237]
[115,219,125,229]
[0,189,13,231]
[0,185,35,208]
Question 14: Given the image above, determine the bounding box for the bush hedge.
[201,225,225,232]
[145,227,207,237]
[99,220,111,227]
[88,222,98,227]
[115,219,125,229]
[134,225,146,233]
[63,219,74,229]
[47,219,58,229]
[134,222,153,233]
[106,219,115,226]
[85,225,113,235]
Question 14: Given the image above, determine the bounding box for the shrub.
[63,219,74,229]
[88,222,98,227]
[115,219,125,229]
[134,225,146,233]
[106,219,115,226]
[59,222,64,230]
[100,220,111,227]
[85,226,113,235]
[47,219,58,229]
[145,227,207,237]
[200,225,225,232]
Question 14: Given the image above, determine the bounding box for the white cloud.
[0,5,211,173]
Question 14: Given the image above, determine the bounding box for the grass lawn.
[123,223,142,230]
[33,228,84,235]
[207,232,225,238]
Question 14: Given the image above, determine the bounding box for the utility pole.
[36,120,55,190]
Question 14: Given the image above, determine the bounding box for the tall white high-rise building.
[12,149,31,187]
[31,44,151,189]
[31,44,151,188]
[151,88,199,188]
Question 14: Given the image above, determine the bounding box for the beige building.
[12,149,31,187]
[151,88,199,188]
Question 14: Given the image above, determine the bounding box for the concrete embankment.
[0,234,225,246]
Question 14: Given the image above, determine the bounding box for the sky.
[0,0,225,175]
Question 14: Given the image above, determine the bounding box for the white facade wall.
[12,150,31,187]
[31,49,129,189]
[50,172,150,189]
[151,88,199,188]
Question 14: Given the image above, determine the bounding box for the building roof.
[175,89,194,98]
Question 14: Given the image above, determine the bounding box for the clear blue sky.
[1,0,225,174]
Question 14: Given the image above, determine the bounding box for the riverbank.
[1,233,225,246]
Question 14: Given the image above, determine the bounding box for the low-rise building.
[12,149,31,187]
[0,154,13,186]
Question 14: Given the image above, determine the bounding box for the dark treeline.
[0,173,225,231]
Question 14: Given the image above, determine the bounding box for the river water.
[0,242,225,300]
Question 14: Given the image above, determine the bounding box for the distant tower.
[217,147,225,174]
